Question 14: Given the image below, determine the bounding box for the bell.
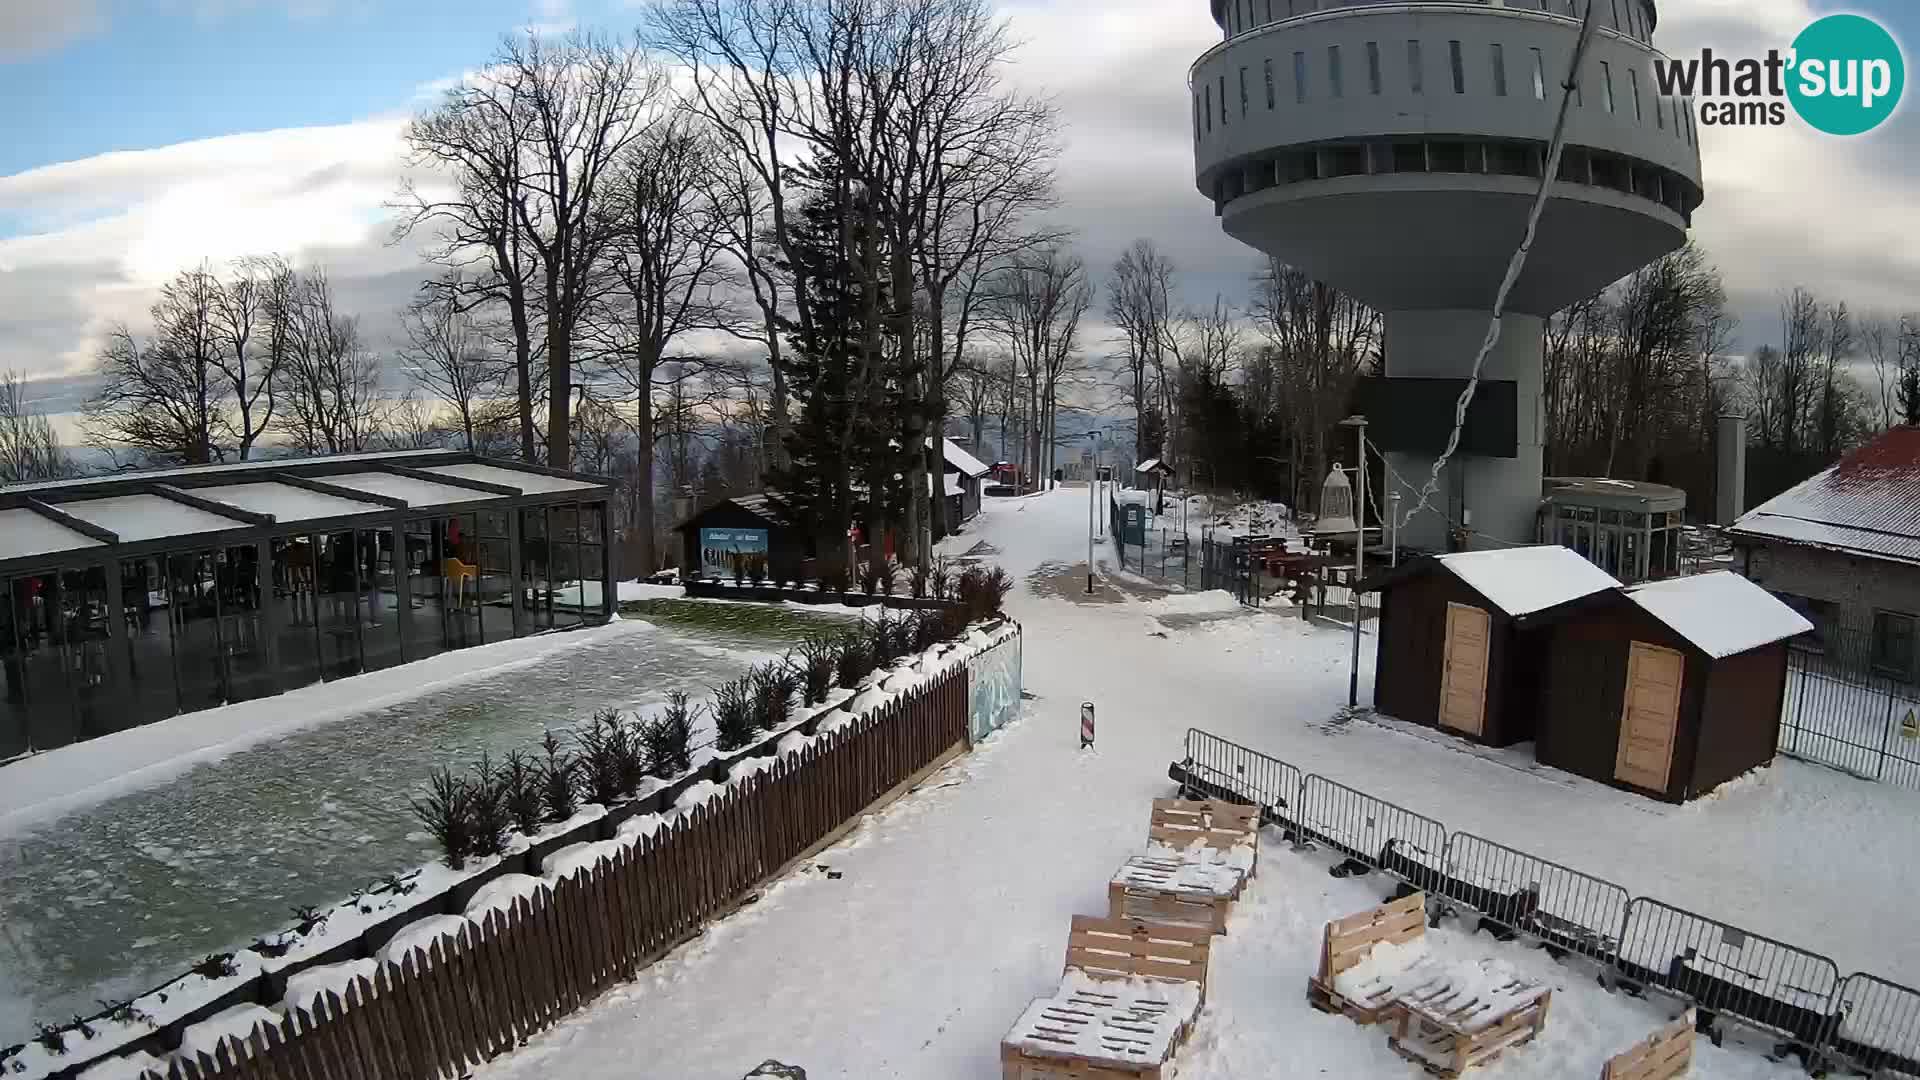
[1312,464,1359,536]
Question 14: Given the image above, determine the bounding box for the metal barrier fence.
[1782,640,1920,791]
[1827,973,1920,1076]
[1293,774,1449,893]
[1616,897,1841,1053]
[1439,833,1628,969]
[1176,726,1913,1076]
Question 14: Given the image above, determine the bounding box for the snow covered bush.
[752,663,797,731]
[500,750,547,836]
[836,630,875,689]
[796,636,838,704]
[868,611,902,666]
[956,565,1013,622]
[641,692,698,778]
[577,710,648,805]
[540,731,578,824]
[712,676,759,752]
[930,556,953,600]
[411,767,477,869]
[911,609,942,653]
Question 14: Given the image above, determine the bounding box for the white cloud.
[0,0,1914,392]
[0,0,106,60]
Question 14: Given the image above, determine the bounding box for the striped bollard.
[1080,702,1095,749]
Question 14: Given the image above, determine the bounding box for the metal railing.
[1173,726,1910,1075]
[1782,638,1920,790]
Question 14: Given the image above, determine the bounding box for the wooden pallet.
[1147,798,1259,881]
[1306,891,1428,1025]
[1001,916,1214,1080]
[1387,989,1552,1077]
[1108,856,1236,934]
[1600,1010,1695,1080]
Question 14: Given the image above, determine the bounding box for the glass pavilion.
[0,451,615,759]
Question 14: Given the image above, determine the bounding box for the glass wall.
[522,507,553,631]
[271,537,323,690]
[359,527,401,672]
[219,545,272,703]
[61,566,116,739]
[315,530,363,680]
[4,574,80,752]
[550,505,582,630]
[477,510,513,643]
[581,503,607,617]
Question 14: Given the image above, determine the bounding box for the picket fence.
[118,666,969,1080]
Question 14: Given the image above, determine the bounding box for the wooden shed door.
[1439,603,1491,736]
[1615,642,1684,792]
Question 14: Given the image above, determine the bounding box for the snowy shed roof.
[942,439,990,477]
[424,462,602,495]
[1623,571,1813,659]
[60,494,247,542]
[1435,545,1621,617]
[192,482,391,523]
[0,507,103,562]
[1729,426,1920,566]
[320,471,496,508]
[1135,458,1173,475]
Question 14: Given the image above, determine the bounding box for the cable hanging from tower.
[1396,0,1603,537]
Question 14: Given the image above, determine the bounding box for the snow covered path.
[470,488,1911,1079]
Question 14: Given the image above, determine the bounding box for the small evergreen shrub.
[576,709,646,805]
[500,750,547,836]
[411,767,475,869]
[752,663,797,730]
[835,629,874,689]
[909,562,930,599]
[467,752,512,858]
[540,731,578,823]
[956,565,1013,622]
[796,635,838,704]
[190,952,239,980]
[930,557,953,600]
[641,692,698,778]
[912,609,942,652]
[712,676,759,751]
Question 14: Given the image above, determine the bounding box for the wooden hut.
[673,492,811,582]
[943,438,991,524]
[1365,546,1620,747]
[1521,571,1812,802]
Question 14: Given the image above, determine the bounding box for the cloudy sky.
[1,0,1916,423]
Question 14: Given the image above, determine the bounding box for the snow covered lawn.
[453,489,1907,1079]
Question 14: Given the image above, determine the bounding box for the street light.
[1339,415,1369,709]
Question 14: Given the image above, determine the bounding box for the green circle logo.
[1787,14,1905,135]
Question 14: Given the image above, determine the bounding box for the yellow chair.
[442,558,478,606]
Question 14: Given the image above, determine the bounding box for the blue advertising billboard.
[699,527,769,579]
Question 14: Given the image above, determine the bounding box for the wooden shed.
[673,492,811,582]
[1366,547,1621,747]
[1520,571,1813,803]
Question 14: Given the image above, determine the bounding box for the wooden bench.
[1307,891,1435,1024]
[1108,855,1240,934]
[1600,1011,1695,1080]
[1145,798,1259,888]
[1000,915,1213,1080]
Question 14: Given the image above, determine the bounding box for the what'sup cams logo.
[1654,13,1905,135]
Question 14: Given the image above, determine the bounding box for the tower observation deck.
[1192,0,1702,549]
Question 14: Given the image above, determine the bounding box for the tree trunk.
[635,386,657,574]
[547,263,571,470]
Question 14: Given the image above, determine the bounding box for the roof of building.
[1624,571,1813,658]
[1728,427,1920,566]
[676,491,797,530]
[0,451,614,571]
[944,473,964,497]
[1434,545,1623,617]
[943,439,991,478]
[1544,476,1689,508]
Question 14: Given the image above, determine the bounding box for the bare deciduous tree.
[0,372,75,482]
[85,268,227,464]
[273,269,386,454]
[400,282,508,452]
[1107,240,1176,465]
[983,244,1089,489]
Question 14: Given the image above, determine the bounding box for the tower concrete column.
[1382,310,1545,552]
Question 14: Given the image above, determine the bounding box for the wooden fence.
[142,667,969,1080]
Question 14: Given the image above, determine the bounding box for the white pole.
[1349,418,1368,709]
[1389,491,1401,568]
[1087,458,1096,595]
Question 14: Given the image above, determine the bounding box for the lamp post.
[1340,416,1369,709]
[1389,490,1401,568]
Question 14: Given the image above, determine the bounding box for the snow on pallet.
[1599,1010,1695,1080]
[1386,961,1552,1078]
[1000,916,1212,1080]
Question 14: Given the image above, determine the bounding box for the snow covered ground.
[455,488,1915,1080]
[0,610,856,1049]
